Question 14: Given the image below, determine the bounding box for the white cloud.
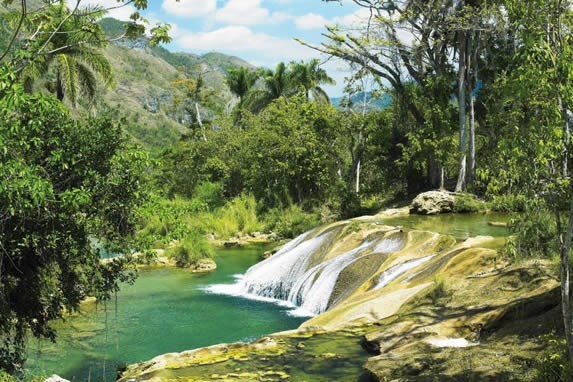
[215,0,269,25]
[176,25,316,65]
[214,0,290,26]
[295,13,329,30]
[162,0,217,18]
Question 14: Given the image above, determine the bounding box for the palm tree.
[225,66,259,107]
[289,59,336,103]
[247,62,294,112]
[19,4,113,107]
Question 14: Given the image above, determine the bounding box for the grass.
[165,231,214,268]
[263,204,320,239]
[426,275,450,304]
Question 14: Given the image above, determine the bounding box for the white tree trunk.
[195,102,207,142]
[455,32,468,193]
[355,159,361,194]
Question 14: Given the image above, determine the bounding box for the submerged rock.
[410,190,456,215]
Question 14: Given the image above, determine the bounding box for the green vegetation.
[2,0,573,378]
[166,232,214,268]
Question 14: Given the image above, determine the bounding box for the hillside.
[0,13,253,150]
[331,91,392,111]
[94,18,254,149]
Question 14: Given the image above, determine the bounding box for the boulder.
[410,191,456,215]
[191,258,217,273]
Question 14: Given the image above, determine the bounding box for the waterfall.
[373,255,434,290]
[203,227,407,316]
[241,229,337,301]
[372,235,404,254]
[287,240,373,316]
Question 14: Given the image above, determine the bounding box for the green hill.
[0,14,253,150]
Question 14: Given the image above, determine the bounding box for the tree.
[289,59,335,103]
[225,66,259,125]
[0,66,149,373]
[0,0,172,70]
[247,62,294,112]
[18,3,113,107]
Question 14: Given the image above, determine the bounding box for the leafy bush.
[166,231,214,268]
[503,206,556,260]
[535,334,573,382]
[264,205,320,239]
[454,194,486,213]
[489,194,528,213]
[191,181,225,212]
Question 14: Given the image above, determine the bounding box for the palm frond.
[56,53,79,105]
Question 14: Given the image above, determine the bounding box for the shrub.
[264,205,320,239]
[166,231,214,268]
[489,194,528,213]
[454,194,486,213]
[535,334,573,382]
[503,206,556,260]
[195,194,262,238]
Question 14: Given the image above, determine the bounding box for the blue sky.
[84,0,368,96]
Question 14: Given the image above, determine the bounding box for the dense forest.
[1,0,573,380]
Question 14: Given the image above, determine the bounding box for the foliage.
[535,334,573,382]
[453,194,486,213]
[17,3,113,106]
[166,231,214,268]
[488,194,529,213]
[264,205,320,239]
[198,194,263,238]
[0,66,148,372]
[503,206,557,260]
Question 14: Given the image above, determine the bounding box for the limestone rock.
[191,258,217,273]
[410,191,456,215]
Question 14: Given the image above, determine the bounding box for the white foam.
[426,337,476,348]
[374,255,434,290]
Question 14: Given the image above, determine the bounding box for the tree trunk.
[455,31,468,193]
[558,196,573,364]
[468,89,476,186]
[355,159,361,194]
[439,166,445,191]
[560,96,570,178]
[195,102,207,142]
[428,153,441,189]
[56,73,64,101]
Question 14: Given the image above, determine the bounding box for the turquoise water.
[27,246,306,381]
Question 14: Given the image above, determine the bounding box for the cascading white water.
[372,236,404,254]
[204,228,408,316]
[287,240,373,315]
[374,255,434,290]
[241,229,337,301]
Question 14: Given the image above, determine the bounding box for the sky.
[82,0,369,97]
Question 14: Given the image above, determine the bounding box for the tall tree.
[18,3,113,107]
[0,66,149,373]
[248,62,294,112]
[289,59,335,103]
